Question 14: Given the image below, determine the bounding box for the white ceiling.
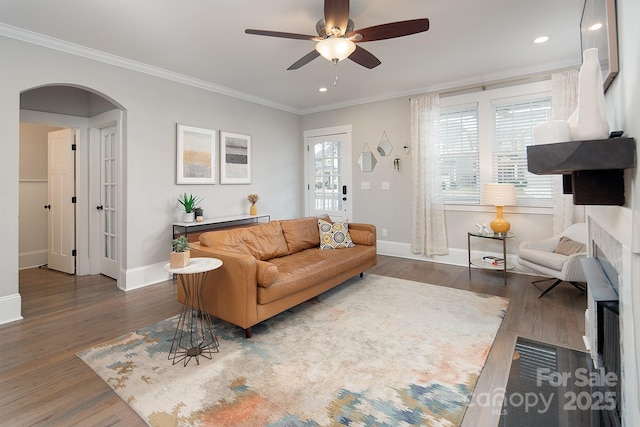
[0,0,584,114]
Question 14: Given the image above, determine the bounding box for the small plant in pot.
[247,193,259,215]
[170,236,190,268]
[177,193,203,223]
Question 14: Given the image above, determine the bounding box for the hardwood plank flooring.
[0,257,587,426]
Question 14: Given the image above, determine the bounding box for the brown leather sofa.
[180,216,377,337]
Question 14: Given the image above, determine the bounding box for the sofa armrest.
[187,243,259,329]
[348,223,377,246]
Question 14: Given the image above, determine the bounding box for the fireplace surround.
[583,217,630,425]
[582,250,621,426]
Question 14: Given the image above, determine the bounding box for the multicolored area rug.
[77,274,508,426]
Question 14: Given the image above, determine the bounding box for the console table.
[163,257,223,366]
[172,213,270,241]
[467,231,516,285]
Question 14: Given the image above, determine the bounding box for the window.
[492,97,553,206]
[440,104,480,203]
[438,82,554,208]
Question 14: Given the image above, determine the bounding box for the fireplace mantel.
[527,137,636,205]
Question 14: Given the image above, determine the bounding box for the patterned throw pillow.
[318,218,356,250]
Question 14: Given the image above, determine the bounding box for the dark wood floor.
[0,256,587,426]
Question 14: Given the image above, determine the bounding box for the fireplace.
[582,244,622,426]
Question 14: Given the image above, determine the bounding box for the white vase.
[533,113,571,145]
[182,212,195,223]
[568,48,609,141]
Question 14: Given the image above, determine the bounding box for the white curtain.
[551,69,585,234]
[410,94,449,256]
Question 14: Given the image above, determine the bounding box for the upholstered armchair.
[518,223,588,298]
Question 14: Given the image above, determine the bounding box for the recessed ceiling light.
[534,36,550,44]
[589,23,603,31]
[319,87,328,92]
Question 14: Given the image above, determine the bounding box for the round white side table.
[163,257,223,366]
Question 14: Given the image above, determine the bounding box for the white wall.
[0,36,303,324]
[593,0,640,423]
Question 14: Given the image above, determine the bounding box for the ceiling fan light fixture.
[315,37,356,62]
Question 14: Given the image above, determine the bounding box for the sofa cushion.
[256,260,279,288]
[199,221,289,260]
[318,218,355,250]
[554,236,586,256]
[280,216,323,254]
[258,245,376,304]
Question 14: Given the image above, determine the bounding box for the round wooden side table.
[163,257,223,366]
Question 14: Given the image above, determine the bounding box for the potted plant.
[170,236,190,268]
[247,193,259,215]
[177,193,203,223]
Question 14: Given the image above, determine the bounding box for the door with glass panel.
[304,126,352,221]
[99,125,119,280]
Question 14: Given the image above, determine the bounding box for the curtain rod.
[409,67,577,99]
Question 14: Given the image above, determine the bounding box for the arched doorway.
[19,84,125,285]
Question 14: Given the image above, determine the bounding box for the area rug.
[77,274,509,426]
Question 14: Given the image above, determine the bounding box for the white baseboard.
[114,240,541,292]
[121,262,173,291]
[0,293,23,324]
[376,239,534,275]
[19,250,47,270]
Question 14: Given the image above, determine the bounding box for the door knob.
[44,204,51,210]
[96,205,104,210]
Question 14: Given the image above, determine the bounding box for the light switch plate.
[360,181,370,190]
[381,181,390,190]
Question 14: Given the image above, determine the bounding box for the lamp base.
[490,206,511,234]
[490,218,511,234]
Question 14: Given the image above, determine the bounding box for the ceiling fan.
[245,0,430,70]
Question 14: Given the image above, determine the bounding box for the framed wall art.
[176,124,216,184]
[220,131,251,184]
[580,0,618,91]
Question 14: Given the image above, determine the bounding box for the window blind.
[440,104,480,204]
[492,97,554,207]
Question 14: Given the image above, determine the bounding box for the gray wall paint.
[0,37,302,321]
[300,96,553,251]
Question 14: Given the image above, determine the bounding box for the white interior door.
[304,126,352,221]
[47,128,75,274]
[99,125,119,280]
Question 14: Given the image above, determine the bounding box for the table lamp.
[483,183,516,234]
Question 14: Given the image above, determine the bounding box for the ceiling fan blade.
[324,0,350,36]
[245,29,317,41]
[348,45,381,69]
[287,50,321,70]
[348,18,430,42]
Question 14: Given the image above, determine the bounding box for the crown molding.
[298,58,580,115]
[0,23,299,114]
